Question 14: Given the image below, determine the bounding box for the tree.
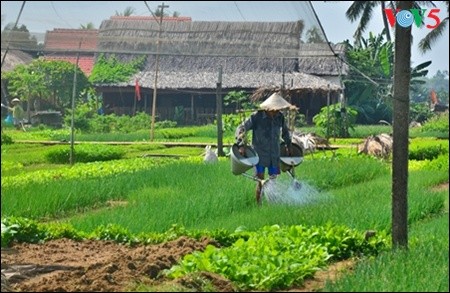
[345,1,395,44]
[344,31,431,124]
[345,1,439,46]
[392,0,413,249]
[418,1,449,53]
[3,59,91,116]
[155,7,168,17]
[343,32,395,124]
[115,6,136,16]
[305,26,326,43]
[79,22,96,29]
[1,23,38,54]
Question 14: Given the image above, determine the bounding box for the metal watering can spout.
[241,172,271,187]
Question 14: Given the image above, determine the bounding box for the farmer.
[1,98,25,131]
[235,92,293,205]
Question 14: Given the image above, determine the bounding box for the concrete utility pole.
[150,2,169,141]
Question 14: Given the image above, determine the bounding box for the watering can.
[280,142,303,172]
[230,143,259,175]
[280,142,304,189]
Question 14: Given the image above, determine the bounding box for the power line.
[234,2,246,21]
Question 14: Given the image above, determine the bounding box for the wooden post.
[70,40,82,165]
[150,2,169,141]
[216,66,224,156]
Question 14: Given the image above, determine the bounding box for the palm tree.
[345,0,436,249]
[345,1,440,46]
[345,1,395,44]
[154,7,168,17]
[418,1,449,53]
[391,0,413,249]
[115,6,136,16]
[79,22,95,30]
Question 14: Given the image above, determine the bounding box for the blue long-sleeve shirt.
[235,110,292,168]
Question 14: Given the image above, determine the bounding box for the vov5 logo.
[384,8,441,29]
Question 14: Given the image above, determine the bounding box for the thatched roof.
[105,70,341,95]
[96,18,344,93]
[298,43,349,76]
[98,19,303,60]
[129,55,298,73]
[1,50,33,72]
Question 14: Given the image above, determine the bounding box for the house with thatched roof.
[1,49,34,73]
[94,16,347,124]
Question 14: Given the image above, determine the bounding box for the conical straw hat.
[259,93,292,111]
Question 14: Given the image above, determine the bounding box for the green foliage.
[89,54,146,83]
[420,153,450,171]
[64,105,177,133]
[3,59,90,111]
[173,106,185,125]
[409,145,448,161]
[409,137,449,171]
[323,215,449,292]
[92,224,139,245]
[344,32,432,125]
[41,222,87,241]
[64,101,96,131]
[1,216,47,245]
[420,112,449,133]
[223,90,254,111]
[44,144,125,164]
[299,155,389,191]
[349,124,392,138]
[1,221,20,247]
[312,103,358,138]
[409,102,434,123]
[343,33,394,124]
[165,224,388,291]
[220,113,242,133]
[1,133,13,145]
[1,156,175,189]
[0,217,245,249]
[221,91,254,135]
[159,127,196,139]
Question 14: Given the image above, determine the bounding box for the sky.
[1,1,448,77]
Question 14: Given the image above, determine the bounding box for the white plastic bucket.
[280,142,304,172]
[230,144,259,175]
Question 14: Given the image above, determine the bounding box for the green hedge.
[45,144,125,164]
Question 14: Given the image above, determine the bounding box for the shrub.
[45,144,125,164]
[313,103,358,138]
[1,133,13,145]
[421,112,449,133]
[409,145,447,161]
[421,153,449,171]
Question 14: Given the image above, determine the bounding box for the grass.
[323,213,449,292]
